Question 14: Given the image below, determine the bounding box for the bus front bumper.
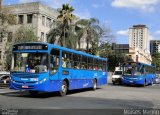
[122,78,144,85]
[9,80,61,92]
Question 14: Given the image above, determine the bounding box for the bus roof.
[123,61,155,68]
[13,42,107,61]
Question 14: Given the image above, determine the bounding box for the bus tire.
[93,79,97,90]
[60,81,68,96]
[29,91,38,96]
[143,79,147,87]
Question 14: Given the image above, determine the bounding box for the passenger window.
[88,58,93,70]
[73,54,81,69]
[81,56,87,69]
[93,59,98,70]
[50,49,60,75]
[98,60,103,71]
[62,52,72,68]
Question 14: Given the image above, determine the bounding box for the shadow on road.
[0,88,102,98]
[107,83,150,88]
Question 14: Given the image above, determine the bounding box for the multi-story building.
[128,24,152,64]
[0,2,59,69]
[112,43,152,64]
[5,2,58,41]
[112,43,129,53]
[150,40,160,54]
[129,25,149,50]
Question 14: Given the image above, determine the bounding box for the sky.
[2,0,160,44]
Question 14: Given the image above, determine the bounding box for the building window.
[46,18,51,28]
[27,14,33,23]
[18,15,24,24]
[41,32,44,41]
[8,32,12,42]
[42,16,45,25]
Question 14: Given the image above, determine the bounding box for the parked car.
[154,74,160,84]
[0,71,10,85]
[112,67,123,85]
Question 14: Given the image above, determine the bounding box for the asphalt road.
[0,84,160,114]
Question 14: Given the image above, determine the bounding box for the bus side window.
[73,54,81,69]
[88,58,93,70]
[62,52,72,68]
[82,56,87,69]
[98,60,103,71]
[50,49,60,75]
[93,59,98,70]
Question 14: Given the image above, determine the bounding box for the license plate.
[129,81,133,83]
[22,85,28,88]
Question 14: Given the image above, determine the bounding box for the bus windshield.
[123,66,141,76]
[11,52,48,73]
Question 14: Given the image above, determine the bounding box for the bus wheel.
[29,91,38,96]
[93,79,97,90]
[143,79,147,87]
[60,81,68,96]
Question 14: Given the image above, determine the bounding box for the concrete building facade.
[112,43,129,54]
[129,25,149,51]
[112,43,152,65]
[150,40,160,54]
[0,2,59,69]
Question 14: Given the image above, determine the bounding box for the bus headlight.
[39,78,47,84]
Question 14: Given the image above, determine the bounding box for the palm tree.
[57,3,75,47]
[75,18,103,54]
[47,21,62,44]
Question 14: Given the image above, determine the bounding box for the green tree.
[13,26,38,44]
[75,18,103,53]
[47,4,75,48]
[152,52,160,71]
[98,41,112,57]
[57,3,75,47]
[0,1,17,70]
[4,27,38,71]
[106,53,133,72]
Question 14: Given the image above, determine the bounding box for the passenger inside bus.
[62,57,67,68]
[66,59,71,68]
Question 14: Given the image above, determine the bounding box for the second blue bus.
[122,62,156,86]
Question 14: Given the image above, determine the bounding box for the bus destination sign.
[13,44,48,50]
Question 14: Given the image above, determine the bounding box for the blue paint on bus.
[10,42,107,93]
[121,62,156,86]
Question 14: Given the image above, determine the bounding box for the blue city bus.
[121,62,156,86]
[10,42,107,96]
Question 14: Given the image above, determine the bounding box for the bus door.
[49,49,60,80]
